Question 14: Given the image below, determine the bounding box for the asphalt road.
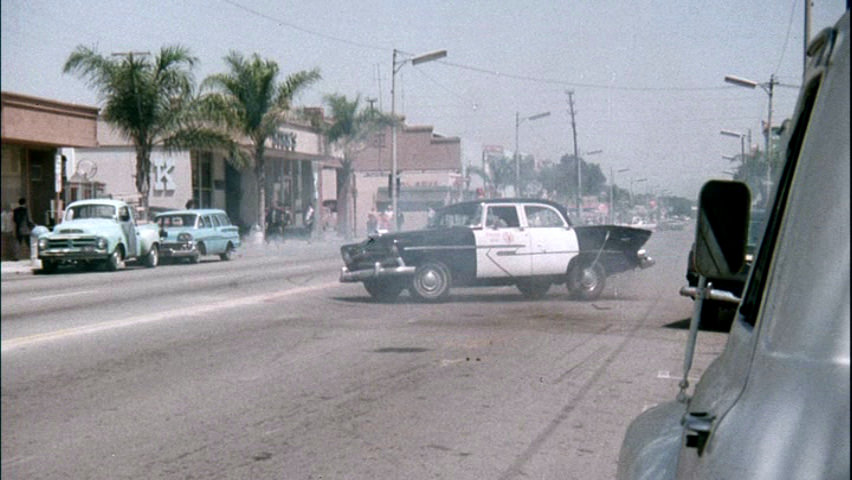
[1,228,728,479]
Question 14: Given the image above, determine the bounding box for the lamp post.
[610,167,630,224]
[514,110,550,196]
[631,177,647,206]
[391,49,446,231]
[724,74,779,203]
[720,129,748,184]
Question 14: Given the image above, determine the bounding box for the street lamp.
[720,129,748,184]
[724,74,779,202]
[631,177,647,205]
[610,167,629,224]
[514,110,550,196]
[391,48,446,231]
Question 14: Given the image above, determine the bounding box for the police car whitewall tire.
[410,261,452,302]
[568,259,606,300]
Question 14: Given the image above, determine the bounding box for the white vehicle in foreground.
[618,10,849,480]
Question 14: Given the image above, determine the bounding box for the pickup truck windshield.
[65,205,116,221]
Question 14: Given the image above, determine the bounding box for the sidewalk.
[1,233,350,277]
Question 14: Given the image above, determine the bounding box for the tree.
[320,94,395,238]
[63,45,231,218]
[201,51,320,232]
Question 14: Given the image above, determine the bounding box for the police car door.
[523,204,578,275]
[474,204,531,278]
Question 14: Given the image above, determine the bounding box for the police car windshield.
[429,203,482,228]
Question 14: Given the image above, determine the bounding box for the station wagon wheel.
[105,247,124,271]
[567,259,606,301]
[410,261,452,302]
[143,245,159,268]
[219,243,234,261]
[517,279,551,299]
[363,279,404,303]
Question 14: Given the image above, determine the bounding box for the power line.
[220,0,740,94]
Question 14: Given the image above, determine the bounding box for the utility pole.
[566,90,581,220]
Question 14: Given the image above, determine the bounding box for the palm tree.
[201,51,320,232]
[63,45,231,218]
[321,94,396,238]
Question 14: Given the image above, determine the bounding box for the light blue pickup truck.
[37,199,160,273]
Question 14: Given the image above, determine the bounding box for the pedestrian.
[13,198,35,261]
[185,199,195,209]
[367,207,378,235]
[304,202,315,233]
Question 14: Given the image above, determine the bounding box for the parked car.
[155,209,240,263]
[618,11,849,480]
[340,198,655,302]
[37,199,160,273]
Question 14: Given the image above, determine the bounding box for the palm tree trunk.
[336,161,352,238]
[255,144,267,232]
[135,147,151,221]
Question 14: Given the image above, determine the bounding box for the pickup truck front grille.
[45,237,98,249]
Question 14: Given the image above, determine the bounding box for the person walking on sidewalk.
[13,198,35,261]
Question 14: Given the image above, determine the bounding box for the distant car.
[340,198,655,302]
[155,209,240,263]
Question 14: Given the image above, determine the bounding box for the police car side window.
[525,205,564,227]
[487,206,520,228]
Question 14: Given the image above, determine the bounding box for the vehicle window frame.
[738,76,822,327]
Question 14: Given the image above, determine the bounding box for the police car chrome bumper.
[340,262,416,282]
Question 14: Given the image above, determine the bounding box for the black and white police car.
[340,198,655,302]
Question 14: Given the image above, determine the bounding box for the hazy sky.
[2,0,847,199]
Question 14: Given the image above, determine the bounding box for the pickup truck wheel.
[105,247,124,271]
[410,261,452,302]
[40,260,58,274]
[363,279,404,302]
[517,279,551,299]
[219,244,234,261]
[567,260,606,301]
[143,245,159,268]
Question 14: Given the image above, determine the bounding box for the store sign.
[153,157,176,191]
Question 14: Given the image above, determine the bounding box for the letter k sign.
[153,157,176,191]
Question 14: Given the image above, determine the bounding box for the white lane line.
[31,290,98,301]
[2,280,340,352]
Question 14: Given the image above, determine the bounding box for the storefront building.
[1,92,99,260]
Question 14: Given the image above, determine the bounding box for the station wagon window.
[200,216,212,228]
[524,205,565,228]
[210,215,221,227]
[216,214,231,226]
[157,214,197,228]
[486,206,520,228]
